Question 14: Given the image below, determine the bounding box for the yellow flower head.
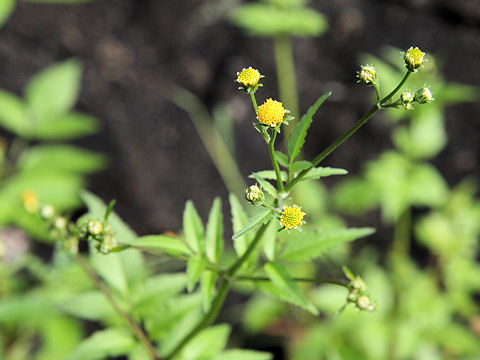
[404,47,425,71]
[280,205,305,230]
[21,189,39,213]
[237,67,261,87]
[257,98,285,127]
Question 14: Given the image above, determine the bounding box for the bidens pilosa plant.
[33,47,433,360]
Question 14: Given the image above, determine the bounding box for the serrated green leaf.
[249,174,277,197]
[301,167,348,180]
[233,209,274,240]
[181,324,230,360]
[0,90,28,136]
[201,270,218,312]
[229,193,252,257]
[186,255,207,292]
[0,0,15,28]
[18,145,106,174]
[183,200,205,254]
[213,349,273,360]
[291,160,312,173]
[57,291,114,321]
[25,59,82,120]
[275,151,289,168]
[133,235,191,256]
[66,328,135,360]
[264,262,318,315]
[279,227,375,261]
[287,92,331,164]
[33,112,99,140]
[250,170,288,182]
[205,197,223,263]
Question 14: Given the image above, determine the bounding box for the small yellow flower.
[404,47,425,71]
[237,67,261,87]
[280,205,305,230]
[257,98,285,127]
[21,189,39,213]
[357,65,377,84]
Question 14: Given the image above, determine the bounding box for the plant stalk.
[380,71,411,105]
[74,253,160,360]
[268,130,284,192]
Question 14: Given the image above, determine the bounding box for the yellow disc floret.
[256,98,285,127]
[237,67,261,87]
[280,205,305,230]
[404,47,425,71]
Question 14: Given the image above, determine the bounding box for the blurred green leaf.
[243,294,285,333]
[36,315,83,360]
[18,145,106,174]
[333,177,378,215]
[183,200,205,254]
[186,255,208,292]
[229,193,252,256]
[232,209,273,240]
[132,235,191,256]
[205,197,223,263]
[66,328,135,360]
[231,4,327,37]
[250,170,288,182]
[201,269,218,313]
[279,227,374,262]
[180,324,230,360]
[262,219,278,261]
[288,92,331,165]
[290,160,312,173]
[0,0,15,28]
[0,90,28,136]
[264,262,318,315]
[249,174,277,197]
[57,291,114,321]
[301,167,348,180]
[213,349,273,360]
[33,112,99,140]
[25,59,82,120]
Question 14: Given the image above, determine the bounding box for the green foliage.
[0,0,14,27]
[230,2,328,37]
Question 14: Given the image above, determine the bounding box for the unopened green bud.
[357,65,377,85]
[40,205,55,219]
[357,295,371,310]
[245,184,264,205]
[55,217,67,230]
[414,87,434,104]
[88,220,103,236]
[98,234,118,254]
[404,47,425,71]
[350,277,366,292]
[401,90,415,110]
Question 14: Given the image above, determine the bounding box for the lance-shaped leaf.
[264,262,318,315]
[229,194,252,257]
[233,209,274,240]
[279,227,375,262]
[250,170,288,182]
[205,197,223,263]
[186,255,208,292]
[249,173,277,198]
[300,166,348,180]
[133,235,191,256]
[183,200,205,254]
[201,270,218,312]
[287,91,331,165]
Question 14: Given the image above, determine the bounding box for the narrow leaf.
[229,193,252,257]
[287,91,331,164]
[250,170,288,182]
[201,270,218,312]
[0,90,28,136]
[275,151,289,168]
[205,197,223,263]
[264,262,318,315]
[183,200,205,254]
[104,199,116,221]
[186,256,208,292]
[290,160,312,173]
[232,209,273,240]
[181,324,230,360]
[300,167,348,180]
[213,349,273,360]
[262,220,278,261]
[279,227,375,262]
[249,174,277,198]
[133,235,191,256]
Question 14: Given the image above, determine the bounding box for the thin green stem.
[285,104,380,192]
[268,130,284,192]
[250,92,259,112]
[235,275,347,288]
[165,223,269,359]
[380,71,411,105]
[75,254,160,360]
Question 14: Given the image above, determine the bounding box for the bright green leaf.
[262,220,278,261]
[183,200,205,254]
[264,262,318,315]
[249,174,277,197]
[290,160,312,173]
[275,151,289,168]
[186,255,208,292]
[0,90,28,136]
[279,227,374,262]
[33,112,99,140]
[205,197,223,263]
[213,349,273,360]
[301,167,348,180]
[25,59,82,119]
[229,193,252,257]
[232,209,273,240]
[250,170,288,182]
[287,92,331,164]
[0,0,15,28]
[201,270,218,313]
[181,324,230,360]
[133,235,191,256]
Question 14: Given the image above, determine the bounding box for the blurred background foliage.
[0,0,479,359]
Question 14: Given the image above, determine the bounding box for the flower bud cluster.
[346,274,376,312]
[357,65,377,85]
[78,220,118,255]
[245,184,264,205]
